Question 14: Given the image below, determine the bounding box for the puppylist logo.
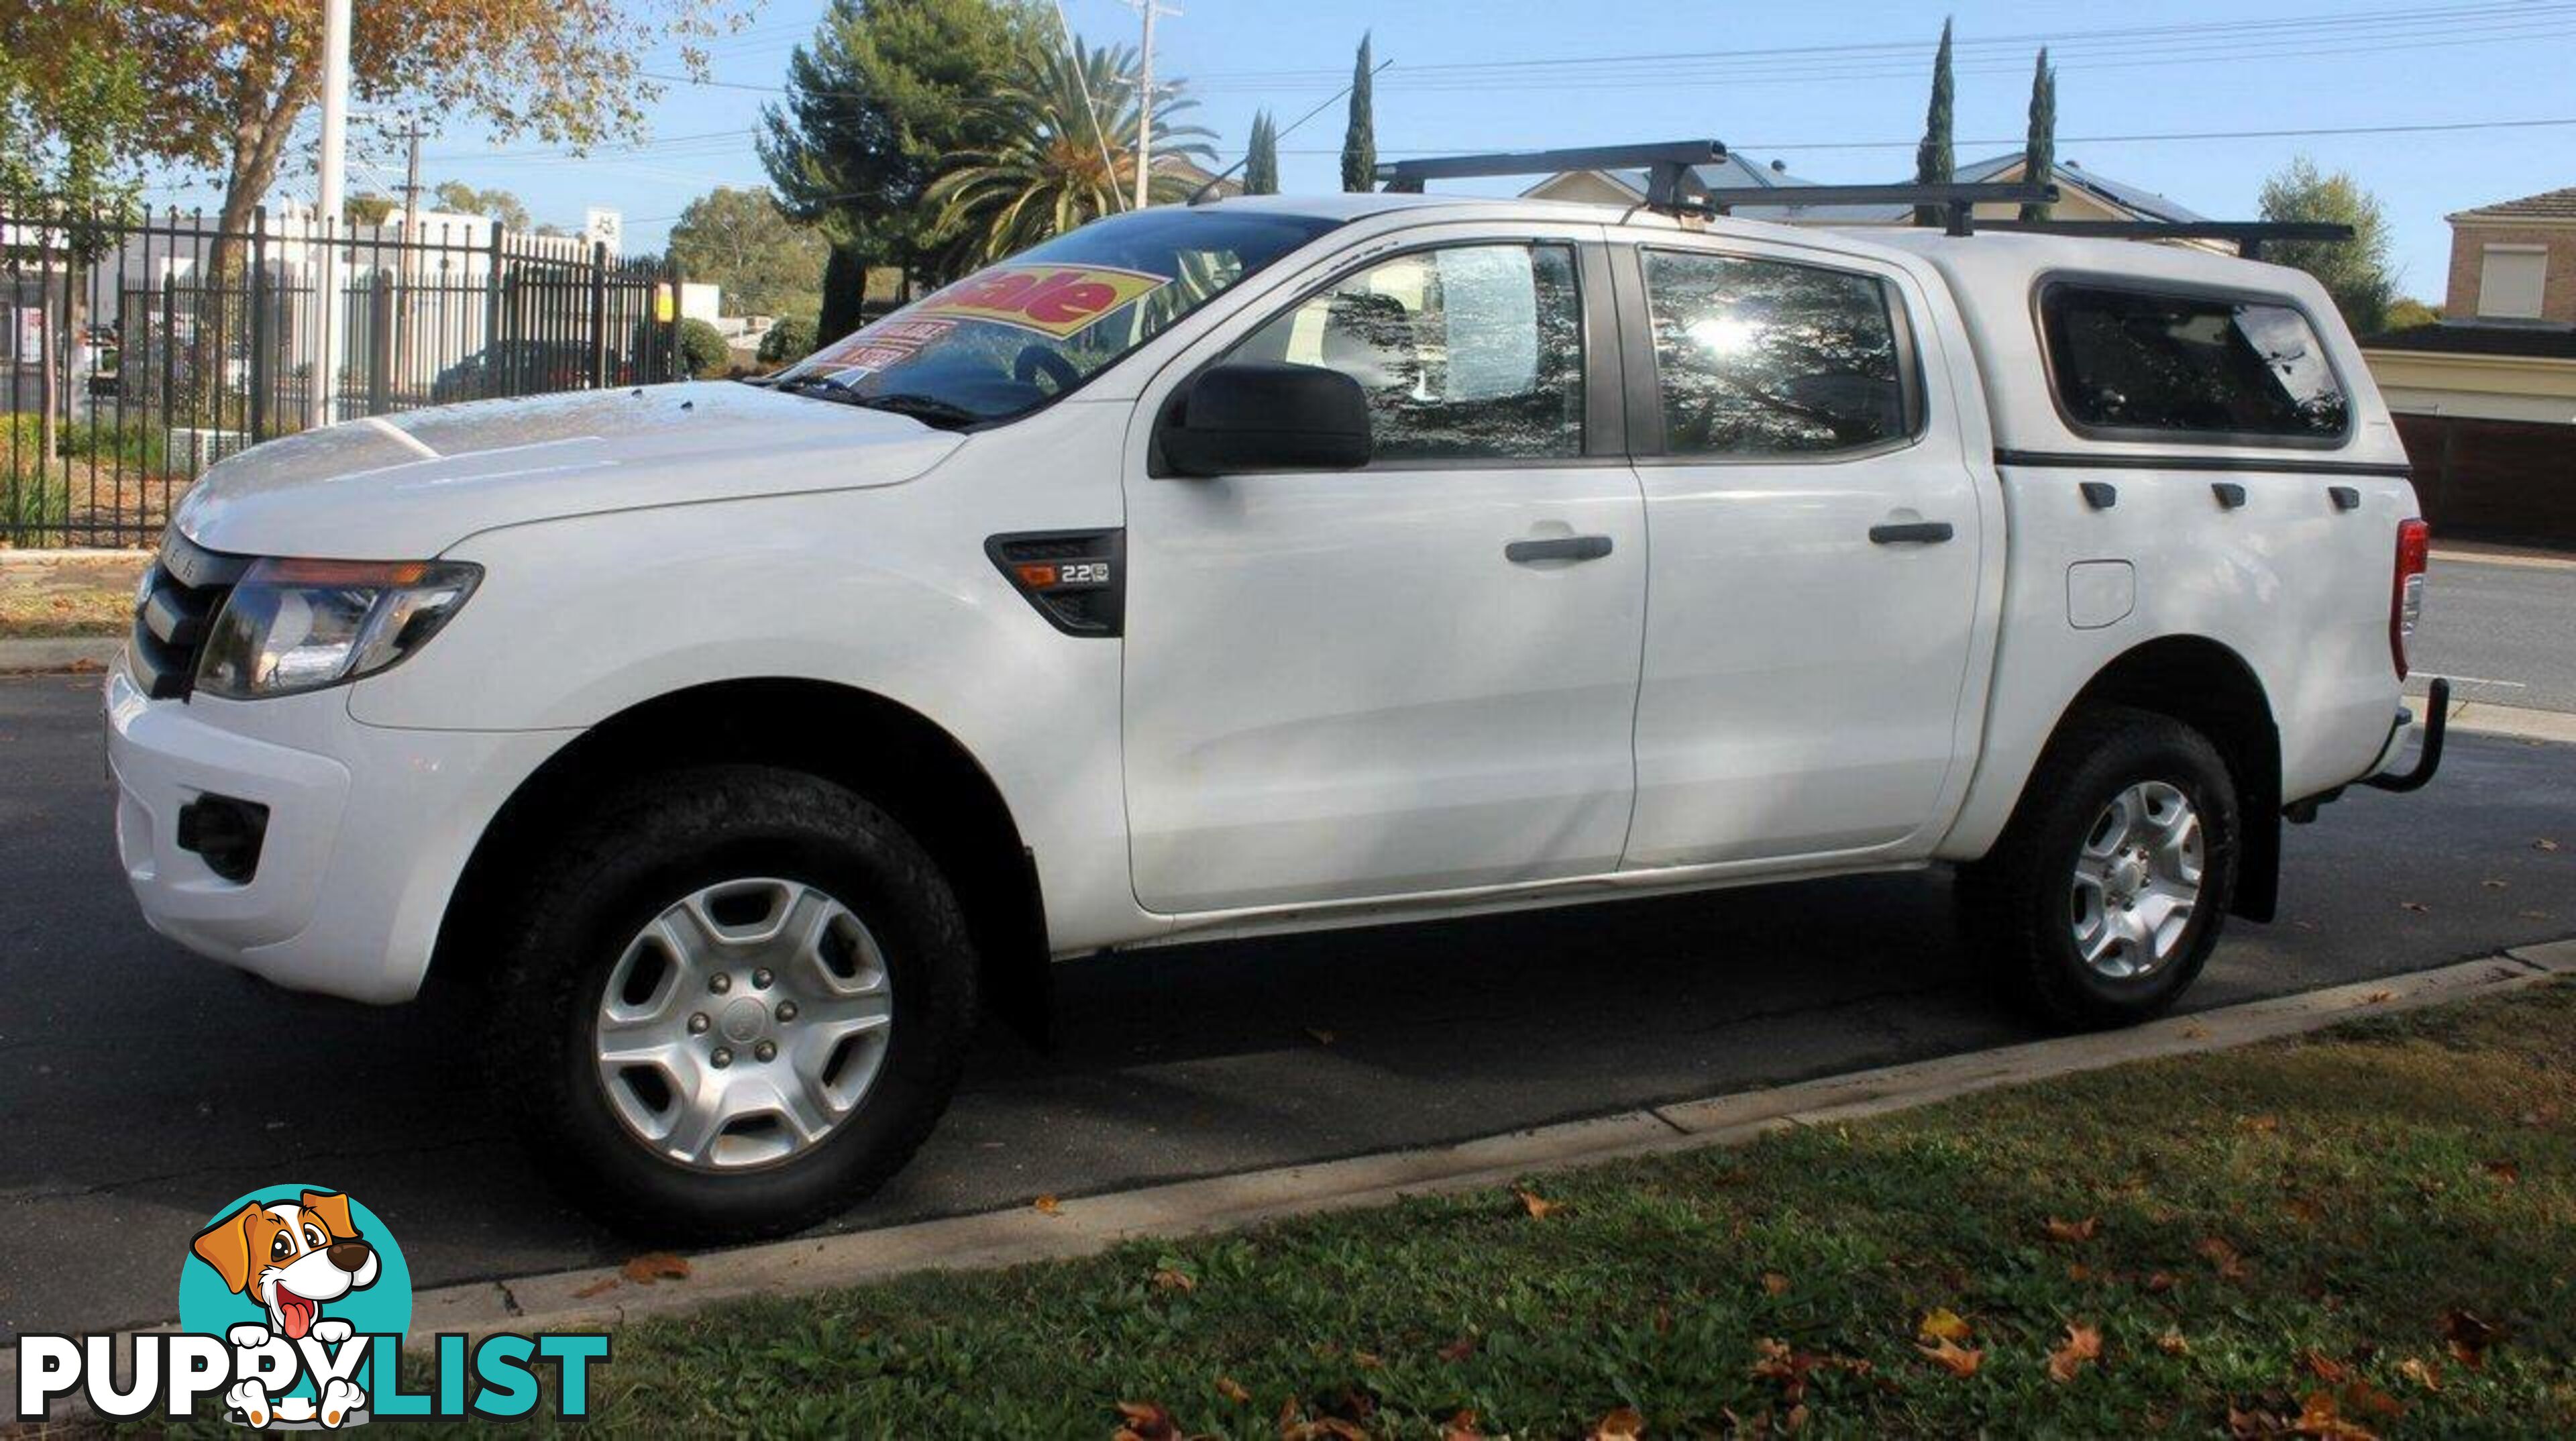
[13,1184,609,1425]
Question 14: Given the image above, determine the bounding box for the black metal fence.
[3,205,687,548]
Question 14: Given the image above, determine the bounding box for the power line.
[1271,115,2576,158]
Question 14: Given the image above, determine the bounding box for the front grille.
[131,532,251,699]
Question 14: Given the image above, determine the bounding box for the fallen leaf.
[2482,878,2509,890]
[1352,1352,1384,1371]
[64,657,101,674]
[2197,1236,2247,1280]
[2157,1330,2190,1356]
[1591,1405,1646,1439]
[1760,1271,1790,1296]
[2301,1348,2352,1383]
[2292,1389,2381,1440]
[1438,1335,1480,1363]
[1152,1267,1197,1293]
[1918,1307,1973,1342]
[2228,1405,2285,1438]
[2398,1356,2442,1391]
[2481,1159,2520,1184]
[1034,1194,1062,1216]
[2362,990,2396,1004]
[2398,901,2430,914]
[2341,1381,2404,1424]
[2443,1310,2502,1370]
[1305,1028,1336,1046]
[2182,1025,2208,1039]
[2536,838,2561,852]
[1216,1377,1252,1405]
[1785,1403,1810,1432]
[1916,1336,1983,1378]
[2245,1114,2281,1133]
[2046,1323,2102,1384]
[619,1252,690,1285]
[2043,1216,2100,1243]
[2520,909,2555,920]
[1514,1188,1561,1220]
[570,1277,618,1299]
[2284,1197,2323,1224]
[1442,1409,1485,1441]
[1113,1399,1179,1441]
[2146,1271,2180,1294]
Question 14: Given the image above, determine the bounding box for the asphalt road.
[2410,555,2576,714]
[4,675,2572,1339]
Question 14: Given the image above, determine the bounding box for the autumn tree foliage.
[11,0,735,255]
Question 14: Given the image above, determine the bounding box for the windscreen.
[771,208,1344,425]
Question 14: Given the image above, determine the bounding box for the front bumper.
[105,659,571,1002]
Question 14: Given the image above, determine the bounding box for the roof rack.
[1689,182,2055,236]
[1375,140,1729,208]
[1974,219,2356,260]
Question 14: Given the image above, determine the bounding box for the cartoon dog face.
[191,1191,380,1341]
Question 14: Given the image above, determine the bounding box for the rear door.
[1121,228,1646,914]
[1615,237,1987,869]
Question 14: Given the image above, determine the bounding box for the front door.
[1617,239,1986,869]
[1122,237,1646,914]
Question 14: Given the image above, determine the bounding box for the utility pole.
[392,117,423,401]
[1126,0,1178,211]
[311,0,353,429]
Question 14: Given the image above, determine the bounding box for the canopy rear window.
[2039,283,2350,445]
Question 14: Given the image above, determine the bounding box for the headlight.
[195,558,482,699]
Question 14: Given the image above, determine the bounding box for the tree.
[2259,156,2398,335]
[431,182,532,232]
[345,194,396,225]
[1340,33,1375,193]
[668,186,828,319]
[817,244,867,341]
[760,0,1050,333]
[0,35,146,484]
[9,0,735,265]
[2383,297,2441,331]
[1913,17,1955,227]
[2019,48,2055,223]
[924,38,1212,268]
[1242,110,1279,197]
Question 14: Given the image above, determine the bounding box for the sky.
[154,0,2576,303]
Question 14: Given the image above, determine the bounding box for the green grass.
[136,981,2576,1438]
[0,557,141,637]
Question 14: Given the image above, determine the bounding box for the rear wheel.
[1961,706,2240,1030]
[484,765,977,1241]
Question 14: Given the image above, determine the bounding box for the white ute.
[109,153,2445,1238]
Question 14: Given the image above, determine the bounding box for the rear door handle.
[1505,535,1614,564]
[1868,521,1954,545]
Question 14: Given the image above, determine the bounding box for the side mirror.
[1162,362,1372,477]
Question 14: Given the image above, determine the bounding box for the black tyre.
[1960,706,2239,1030]
[483,765,977,1241]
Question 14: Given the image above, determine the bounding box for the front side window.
[2041,284,2349,441]
[771,208,1342,427]
[1642,250,1909,457]
[1229,243,1585,462]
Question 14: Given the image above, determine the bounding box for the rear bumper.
[105,659,570,1003]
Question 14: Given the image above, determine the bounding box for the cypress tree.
[2021,48,2055,222]
[1912,17,1955,227]
[1244,110,1279,195]
[1340,32,1375,193]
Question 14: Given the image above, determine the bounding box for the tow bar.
[2364,677,2449,794]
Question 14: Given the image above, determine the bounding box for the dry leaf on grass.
[2157,1330,2190,1356]
[1760,1271,1791,1295]
[2196,1236,2247,1279]
[1152,1267,1197,1293]
[2043,1216,2100,1243]
[2146,1271,2180,1293]
[2397,1356,2442,1391]
[619,1252,690,1285]
[1917,1336,1983,1378]
[1215,1377,1251,1405]
[1438,1335,1480,1363]
[2300,1348,2352,1383]
[2481,1159,2520,1184]
[2443,1309,2502,1370]
[1918,1307,1973,1342]
[2046,1324,2102,1384]
[2245,1114,2281,1133]
[1514,1188,1561,1220]
[1033,1194,1062,1216]
[1442,1409,1485,1441]
[1590,1405,1646,1439]
[1352,1352,1384,1371]
[1113,1399,1179,1441]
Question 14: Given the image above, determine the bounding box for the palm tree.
[926,38,1214,270]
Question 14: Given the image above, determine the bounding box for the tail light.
[2391,518,2429,678]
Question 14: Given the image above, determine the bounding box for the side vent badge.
[987,530,1125,637]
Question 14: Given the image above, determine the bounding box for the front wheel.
[1960,706,2240,1030]
[483,765,977,1241]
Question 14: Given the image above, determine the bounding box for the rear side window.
[2041,284,2349,441]
[1640,250,1911,457]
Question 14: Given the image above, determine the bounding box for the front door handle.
[1868,521,1955,545]
[1505,535,1614,564]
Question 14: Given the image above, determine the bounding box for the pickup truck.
[109,188,2440,1239]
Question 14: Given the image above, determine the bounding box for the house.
[2362,185,2576,547]
[1523,152,2212,238]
